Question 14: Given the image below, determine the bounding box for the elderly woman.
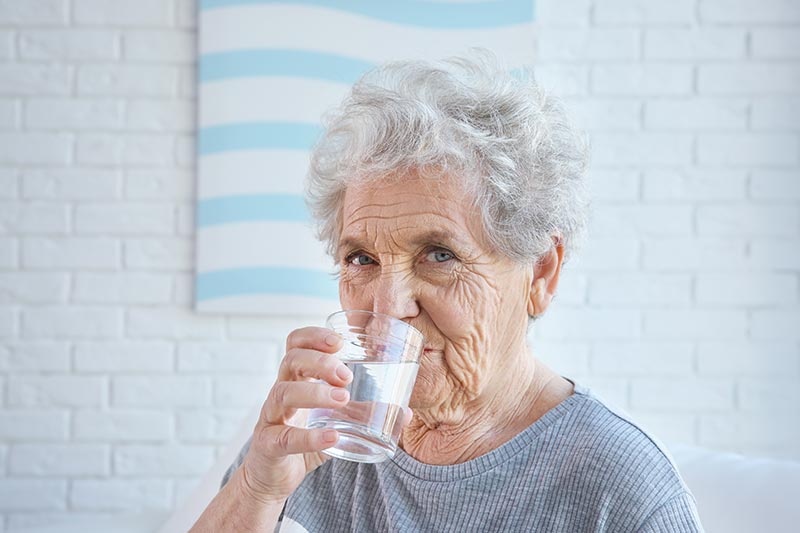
[193,55,703,532]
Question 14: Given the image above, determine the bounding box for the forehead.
[338,174,487,251]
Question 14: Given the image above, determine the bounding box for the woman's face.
[336,172,534,423]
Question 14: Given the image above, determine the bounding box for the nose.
[371,270,420,321]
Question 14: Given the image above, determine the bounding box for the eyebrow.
[336,230,469,258]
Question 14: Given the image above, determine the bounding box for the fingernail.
[325,334,341,347]
[322,430,337,443]
[336,364,353,382]
[330,388,348,401]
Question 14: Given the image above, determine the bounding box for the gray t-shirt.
[222,379,704,532]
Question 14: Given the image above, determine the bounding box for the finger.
[264,381,350,425]
[279,347,353,386]
[285,326,343,354]
[258,424,339,459]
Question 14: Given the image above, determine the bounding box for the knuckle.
[276,425,293,453]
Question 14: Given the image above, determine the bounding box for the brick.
[174,135,194,168]
[644,309,748,340]
[0,98,18,128]
[749,239,800,269]
[699,64,800,95]
[0,29,12,59]
[8,376,105,407]
[536,0,590,25]
[112,376,211,407]
[125,100,194,132]
[124,30,194,62]
[75,203,174,235]
[78,65,176,96]
[698,205,798,236]
[124,238,191,269]
[0,273,68,303]
[697,273,797,305]
[0,133,71,164]
[0,167,16,197]
[75,0,171,25]
[176,203,194,235]
[592,64,692,95]
[698,133,798,166]
[0,411,68,440]
[752,310,800,340]
[9,444,109,476]
[0,236,17,267]
[0,445,5,475]
[752,28,800,58]
[227,316,325,341]
[698,342,799,376]
[585,169,640,200]
[592,205,693,237]
[114,445,215,476]
[177,409,249,442]
[22,237,119,269]
[25,99,123,130]
[127,308,224,340]
[19,30,119,60]
[0,342,69,372]
[645,98,748,130]
[178,66,196,98]
[74,341,173,372]
[173,274,194,304]
[642,238,748,271]
[527,341,590,375]
[594,0,694,24]
[533,307,641,340]
[22,168,120,200]
[752,97,800,130]
[738,379,800,413]
[0,0,67,24]
[532,65,589,96]
[631,378,734,411]
[539,29,639,60]
[0,307,16,338]
[178,342,279,372]
[125,169,193,200]
[588,273,692,305]
[214,376,273,407]
[71,480,171,511]
[571,237,639,270]
[22,307,122,339]
[642,169,747,201]
[74,273,172,304]
[0,480,67,510]
[555,273,587,304]
[645,29,745,59]
[0,203,69,234]
[700,0,800,23]
[176,0,197,28]
[0,65,71,95]
[592,342,693,375]
[564,99,640,131]
[590,133,693,165]
[699,414,799,446]
[74,410,172,441]
[77,133,174,166]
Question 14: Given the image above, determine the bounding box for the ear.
[527,236,565,319]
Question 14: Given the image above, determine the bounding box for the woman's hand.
[237,326,352,505]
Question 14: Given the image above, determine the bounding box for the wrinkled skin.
[337,172,575,465]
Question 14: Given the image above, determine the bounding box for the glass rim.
[326,309,425,349]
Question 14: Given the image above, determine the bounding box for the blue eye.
[348,254,375,266]
[426,249,454,263]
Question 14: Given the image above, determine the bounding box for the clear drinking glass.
[306,310,425,463]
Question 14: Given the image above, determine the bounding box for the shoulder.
[549,385,696,517]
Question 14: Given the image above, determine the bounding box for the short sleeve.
[637,492,705,533]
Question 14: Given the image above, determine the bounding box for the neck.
[400,347,558,465]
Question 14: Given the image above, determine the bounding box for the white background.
[0,0,798,529]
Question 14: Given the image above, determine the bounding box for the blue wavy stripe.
[199,122,321,154]
[198,194,307,226]
[200,50,374,83]
[196,267,338,300]
[199,0,534,28]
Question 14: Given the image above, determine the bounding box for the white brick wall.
[0,0,797,528]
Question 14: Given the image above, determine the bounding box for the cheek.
[339,279,373,311]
